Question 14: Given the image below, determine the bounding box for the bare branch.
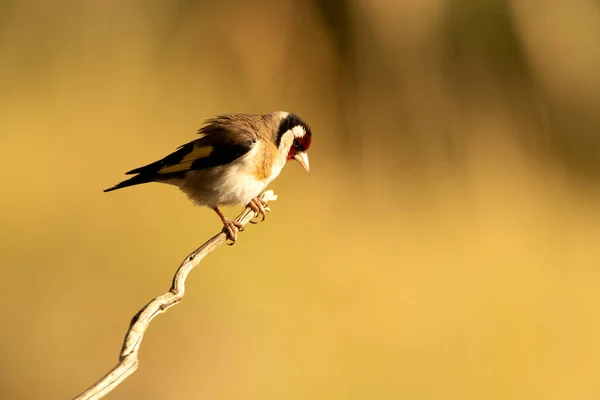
[73,190,278,400]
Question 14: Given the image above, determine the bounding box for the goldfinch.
[104,111,312,243]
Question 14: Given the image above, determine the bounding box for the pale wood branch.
[73,190,278,400]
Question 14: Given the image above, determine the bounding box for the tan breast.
[252,140,277,181]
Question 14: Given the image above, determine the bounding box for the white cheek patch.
[278,131,294,153]
[291,125,305,138]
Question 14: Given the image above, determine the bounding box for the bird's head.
[273,112,312,174]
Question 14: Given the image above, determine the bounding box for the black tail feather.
[106,141,196,192]
[125,160,162,175]
[103,174,154,192]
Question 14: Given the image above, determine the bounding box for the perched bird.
[104,111,312,243]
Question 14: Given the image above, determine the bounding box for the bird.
[104,111,312,243]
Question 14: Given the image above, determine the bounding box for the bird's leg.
[212,207,244,244]
[247,197,270,224]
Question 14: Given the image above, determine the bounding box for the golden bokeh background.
[2,1,600,399]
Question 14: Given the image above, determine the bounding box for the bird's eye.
[293,140,301,150]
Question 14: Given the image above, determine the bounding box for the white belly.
[175,145,286,208]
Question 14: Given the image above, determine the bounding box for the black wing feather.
[104,119,257,192]
[124,141,196,175]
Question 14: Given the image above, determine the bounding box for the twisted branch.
[73,190,278,400]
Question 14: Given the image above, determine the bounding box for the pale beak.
[293,152,310,174]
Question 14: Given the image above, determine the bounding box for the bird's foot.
[222,217,244,245]
[247,197,270,224]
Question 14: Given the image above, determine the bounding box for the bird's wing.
[125,123,258,177]
[103,117,259,193]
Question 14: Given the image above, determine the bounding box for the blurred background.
[1,0,600,399]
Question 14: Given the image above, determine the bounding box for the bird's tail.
[103,174,154,192]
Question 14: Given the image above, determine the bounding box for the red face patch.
[287,134,312,161]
